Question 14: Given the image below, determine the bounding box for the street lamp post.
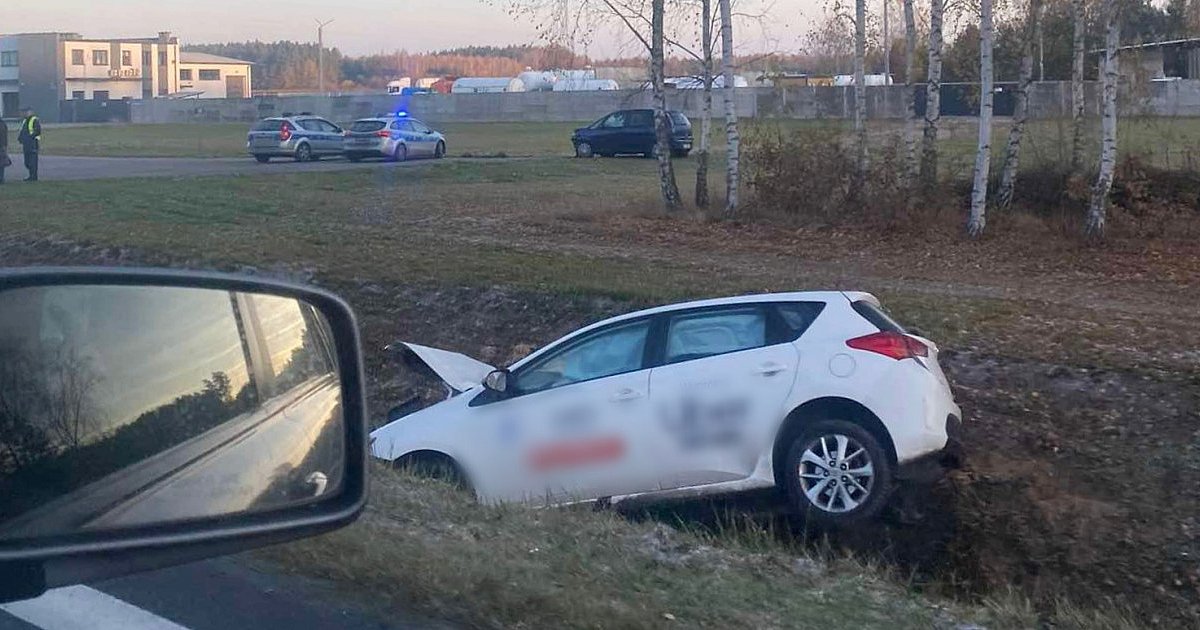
[316,18,335,94]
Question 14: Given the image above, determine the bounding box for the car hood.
[390,342,496,394]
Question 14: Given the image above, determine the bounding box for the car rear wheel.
[294,143,313,162]
[783,419,894,527]
[392,144,408,162]
[575,142,594,158]
[434,141,446,159]
[254,155,270,163]
[394,452,471,493]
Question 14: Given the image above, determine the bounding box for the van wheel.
[783,419,894,527]
[254,155,270,163]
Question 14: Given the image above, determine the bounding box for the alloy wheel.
[797,433,875,514]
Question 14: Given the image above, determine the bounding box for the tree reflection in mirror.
[0,285,345,542]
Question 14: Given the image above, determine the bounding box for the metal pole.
[316,18,334,94]
[883,0,890,81]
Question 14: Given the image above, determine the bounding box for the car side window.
[297,119,321,131]
[627,110,653,128]
[320,120,341,133]
[664,307,767,364]
[601,112,626,129]
[516,320,650,395]
[390,121,403,131]
[411,121,431,133]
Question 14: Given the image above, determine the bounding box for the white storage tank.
[450,77,527,94]
[517,70,557,91]
[552,78,619,91]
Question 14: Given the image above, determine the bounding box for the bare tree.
[696,0,715,208]
[650,0,683,210]
[903,0,918,180]
[1071,0,1087,171]
[1086,0,1119,238]
[920,0,946,189]
[44,348,99,450]
[719,0,741,215]
[966,0,995,238]
[854,0,869,181]
[997,0,1042,209]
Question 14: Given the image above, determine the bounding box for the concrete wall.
[128,80,1200,125]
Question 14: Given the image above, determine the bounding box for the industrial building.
[0,31,252,120]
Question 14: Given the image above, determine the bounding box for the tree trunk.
[997,0,1041,209]
[903,0,918,181]
[1071,0,1087,171]
[652,0,682,211]
[854,0,868,182]
[695,0,713,208]
[920,0,945,189]
[1086,0,1119,239]
[719,0,740,216]
[967,0,995,238]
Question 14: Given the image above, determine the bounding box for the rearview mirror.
[483,369,509,394]
[0,268,366,602]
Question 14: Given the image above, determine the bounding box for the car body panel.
[397,342,495,393]
[370,291,961,507]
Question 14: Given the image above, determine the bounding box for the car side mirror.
[483,369,510,394]
[0,268,367,603]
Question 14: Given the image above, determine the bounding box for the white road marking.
[0,585,188,630]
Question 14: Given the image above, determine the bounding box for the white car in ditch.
[370,292,962,525]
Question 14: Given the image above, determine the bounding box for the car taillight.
[376,130,390,137]
[846,331,928,360]
[279,122,293,142]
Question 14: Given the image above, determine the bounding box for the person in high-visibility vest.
[17,106,41,182]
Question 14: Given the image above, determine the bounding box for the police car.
[343,113,446,162]
[247,113,346,163]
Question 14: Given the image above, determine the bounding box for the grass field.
[0,143,1195,627]
[10,116,1200,171]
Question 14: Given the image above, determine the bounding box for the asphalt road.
[8,155,460,181]
[0,557,452,630]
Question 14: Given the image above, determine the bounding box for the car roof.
[508,291,875,369]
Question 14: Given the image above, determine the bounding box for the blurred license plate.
[354,138,375,145]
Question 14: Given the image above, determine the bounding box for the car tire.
[254,155,270,163]
[294,143,313,162]
[394,453,471,493]
[783,419,894,527]
[392,144,408,162]
[435,141,446,159]
[575,142,594,158]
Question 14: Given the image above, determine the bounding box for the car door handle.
[755,362,789,376]
[610,388,643,402]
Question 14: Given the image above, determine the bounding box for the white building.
[450,77,526,94]
[0,32,253,121]
[178,51,253,98]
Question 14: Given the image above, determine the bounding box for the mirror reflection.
[0,285,345,541]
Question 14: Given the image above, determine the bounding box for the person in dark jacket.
[17,107,41,182]
[0,116,9,185]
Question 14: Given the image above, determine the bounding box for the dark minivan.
[571,109,692,158]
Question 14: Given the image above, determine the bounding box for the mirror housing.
[483,369,510,394]
[0,267,367,603]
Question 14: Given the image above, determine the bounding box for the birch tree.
[1071,0,1087,171]
[1086,0,1119,238]
[966,0,995,238]
[903,0,918,180]
[652,0,683,210]
[920,0,946,189]
[854,0,869,181]
[997,0,1042,209]
[719,0,741,216]
[696,0,714,208]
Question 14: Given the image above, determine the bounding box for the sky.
[0,0,826,58]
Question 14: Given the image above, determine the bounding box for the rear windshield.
[252,119,282,131]
[351,120,387,132]
[669,112,690,127]
[851,300,906,333]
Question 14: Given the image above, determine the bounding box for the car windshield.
[0,0,1184,628]
[351,120,386,132]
